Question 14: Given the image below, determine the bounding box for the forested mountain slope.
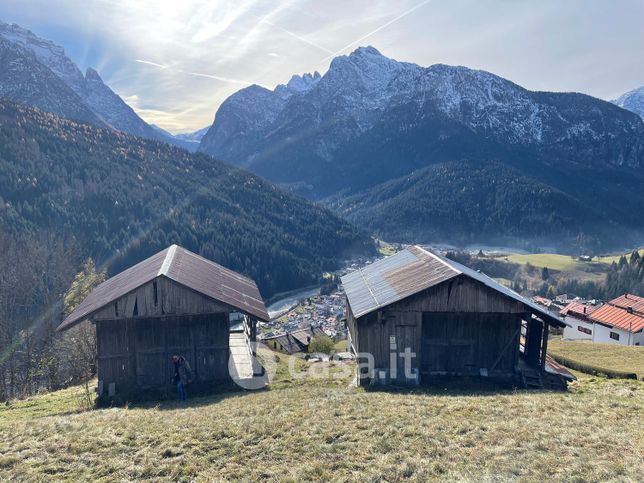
[0,100,374,297]
[331,161,644,249]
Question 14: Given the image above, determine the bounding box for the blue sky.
[1,0,643,133]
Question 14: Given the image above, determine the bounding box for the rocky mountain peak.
[330,45,407,75]
[613,85,644,119]
[323,45,417,104]
[0,20,193,148]
[286,71,321,92]
[200,45,644,186]
[0,21,64,56]
[85,67,103,82]
[349,45,384,58]
[0,20,84,92]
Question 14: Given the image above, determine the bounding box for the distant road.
[267,287,321,320]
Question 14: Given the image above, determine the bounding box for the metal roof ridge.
[358,265,379,308]
[158,244,178,277]
[414,245,462,274]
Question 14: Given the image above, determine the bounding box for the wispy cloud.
[321,0,433,61]
[135,59,168,69]
[189,71,259,86]
[261,18,333,54]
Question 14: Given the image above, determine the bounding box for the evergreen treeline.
[554,251,644,300]
[0,100,374,298]
[333,160,644,251]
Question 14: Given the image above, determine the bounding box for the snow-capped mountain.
[200,47,644,187]
[0,21,190,149]
[613,86,644,119]
[0,35,102,126]
[274,71,322,97]
[199,46,644,248]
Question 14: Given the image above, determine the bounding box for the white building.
[561,301,601,341]
[563,316,595,341]
[563,294,644,346]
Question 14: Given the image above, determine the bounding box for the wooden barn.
[58,245,269,400]
[341,246,575,389]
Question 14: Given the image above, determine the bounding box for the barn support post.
[525,317,543,368]
[95,320,103,397]
[540,319,549,371]
[520,312,531,354]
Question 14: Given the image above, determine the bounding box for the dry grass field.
[549,340,644,379]
[1,353,642,481]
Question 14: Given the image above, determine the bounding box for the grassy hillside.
[472,248,644,292]
[549,340,644,379]
[502,249,644,273]
[500,253,609,284]
[1,355,642,481]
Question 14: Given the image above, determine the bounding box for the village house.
[561,301,601,341]
[555,294,572,305]
[342,246,574,389]
[559,294,643,345]
[261,326,326,354]
[587,294,644,345]
[57,245,269,401]
[532,296,553,308]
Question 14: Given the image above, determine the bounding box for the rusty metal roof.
[165,247,269,322]
[544,354,576,381]
[589,294,644,333]
[58,245,268,331]
[341,246,566,327]
[532,296,552,307]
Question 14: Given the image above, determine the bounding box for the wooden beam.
[540,320,549,371]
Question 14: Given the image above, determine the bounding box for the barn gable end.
[91,276,230,321]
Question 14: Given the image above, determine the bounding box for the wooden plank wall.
[420,312,520,377]
[393,276,525,314]
[354,276,527,383]
[92,277,229,321]
[96,319,133,393]
[96,313,230,398]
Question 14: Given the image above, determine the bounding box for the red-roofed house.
[532,296,552,308]
[589,294,644,346]
[561,301,601,341]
